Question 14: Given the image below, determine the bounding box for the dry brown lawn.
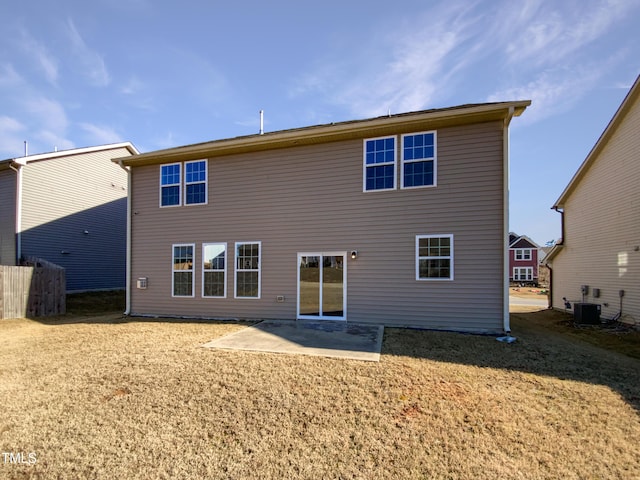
[1,300,639,479]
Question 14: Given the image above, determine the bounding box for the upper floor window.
[160,160,207,207]
[402,132,436,188]
[416,235,453,281]
[514,249,532,260]
[363,136,396,191]
[185,160,207,205]
[160,163,181,207]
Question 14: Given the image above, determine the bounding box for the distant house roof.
[509,233,540,249]
[552,75,640,209]
[0,142,139,171]
[115,101,530,167]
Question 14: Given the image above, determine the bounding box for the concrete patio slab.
[202,320,384,362]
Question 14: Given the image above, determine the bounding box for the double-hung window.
[172,244,195,296]
[363,136,396,191]
[513,267,533,281]
[160,163,182,206]
[185,160,207,205]
[514,249,531,261]
[416,235,453,280]
[402,132,436,188]
[160,160,207,207]
[203,243,226,298]
[235,242,261,298]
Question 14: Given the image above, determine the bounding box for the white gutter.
[8,159,26,263]
[117,159,132,315]
[502,107,515,334]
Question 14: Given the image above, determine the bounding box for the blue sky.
[1,0,639,246]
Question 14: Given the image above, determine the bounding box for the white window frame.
[202,243,226,298]
[514,249,532,261]
[184,159,208,206]
[416,234,454,281]
[234,241,261,299]
[401,131,437,189]
[172,243,195,297]
[160,162,182,207]
[513,267,533,281]
[363,136,397,192]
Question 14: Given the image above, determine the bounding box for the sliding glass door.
[297,253,346,320]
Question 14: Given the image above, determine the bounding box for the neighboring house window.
[203,243,226,298]
[160,163,182,207]
[416,235,453,280]
[513,267,533,281]
[185,160,207,205]
[402,131,436,188]
[235,242,261,298]
[364,136,396,191]
[514,249,532,260]
[172,244,195,297]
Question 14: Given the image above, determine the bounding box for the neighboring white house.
[545,75,640,326]
[0,143,138,291]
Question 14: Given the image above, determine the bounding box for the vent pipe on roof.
[24,141,28,157]
[259,110,264,135]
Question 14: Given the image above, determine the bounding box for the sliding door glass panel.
[299,256,320,316]
[322,255,344,317]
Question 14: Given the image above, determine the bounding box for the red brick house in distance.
[509,233,540,286]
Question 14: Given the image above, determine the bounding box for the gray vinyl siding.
[551,93,640,324]
[130,121,506,332]
[20,148,129,291]
[0,170,17,265]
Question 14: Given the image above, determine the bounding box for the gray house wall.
[129,120,507,332]
[0,169,17,265]
[20,147,130,291]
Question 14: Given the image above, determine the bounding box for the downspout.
[502,107,515,334]
[547,207,564,312]
[552,207,565,245]
[8,160,25,264]
[545,263,553,309]
[117,159,132,315]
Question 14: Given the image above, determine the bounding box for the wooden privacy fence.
[0,257,66,320]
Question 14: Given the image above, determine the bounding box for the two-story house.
[508,232,540,285]
[115,101,529,333]
[545,75,639,324]
[0,143,138,291]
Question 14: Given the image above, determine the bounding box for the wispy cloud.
[79,122,123,144]
[0,116,26,158]
[16,27,59,85]
[23,96,69,133]
[488,0,638,123]
[120,76,144,95]
[487,68,601,124]
[35,131,75,153]
[504,0,636,65]
[21,96,74,153]
[152,131,177,150]
[290,2,495,118]
[0,64,22,86]
[291,0,638,124]
[66,18,110,87]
